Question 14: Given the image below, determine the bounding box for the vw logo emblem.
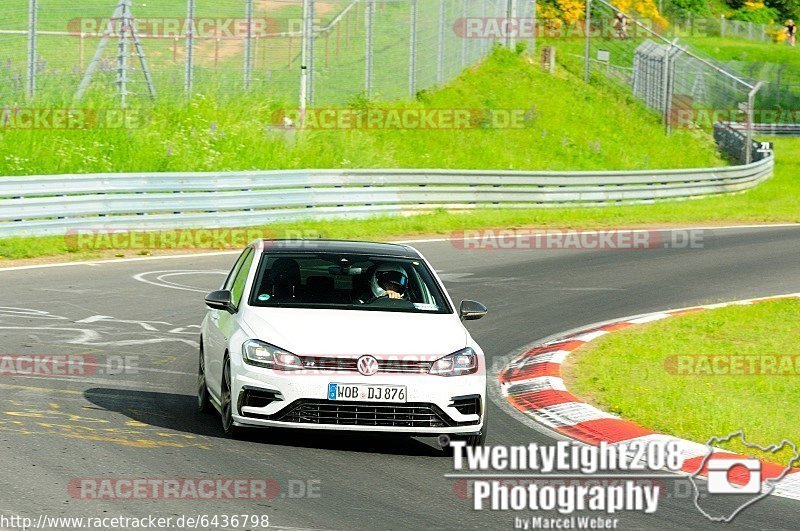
[357,355,379,376]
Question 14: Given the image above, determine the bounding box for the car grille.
[268,399,455,428]
[300,356,432,374]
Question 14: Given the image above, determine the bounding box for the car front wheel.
[197,344,212,414]
[442,407,487,454]
[220,357,244,438]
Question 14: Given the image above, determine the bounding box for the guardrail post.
[27,0,37,99]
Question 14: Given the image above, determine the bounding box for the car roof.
[254,239,422,259]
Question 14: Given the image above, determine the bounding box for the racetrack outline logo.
[689,430,799,523]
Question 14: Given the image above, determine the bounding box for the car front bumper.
[230,359,486,434]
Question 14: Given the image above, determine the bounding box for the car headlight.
[429,347,478,376]
[242,339,303,370]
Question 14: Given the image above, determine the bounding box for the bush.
[765,0,800,20]
[666,0,711,17]
[730,1,781,23]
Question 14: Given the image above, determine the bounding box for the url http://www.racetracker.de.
[0,513,271,529]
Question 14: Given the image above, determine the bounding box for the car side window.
[230,248,255,309]
[224,248,251,291]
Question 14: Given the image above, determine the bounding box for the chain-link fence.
[720,59,800,111]
[719,17,774,43]
[583,0,763,163]
[1,0,536,107]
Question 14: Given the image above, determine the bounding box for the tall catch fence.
[1,0,535,107]
[583,0,764,164]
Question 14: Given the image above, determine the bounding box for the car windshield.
[248,253,452,314]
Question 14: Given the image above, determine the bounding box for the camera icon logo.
[690,430,799,522]
[707,458,762,494]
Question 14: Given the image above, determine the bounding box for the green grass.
[686,36,800,69]
[1,135,798,262]
[565,299,800,465]
[0,48,723,175]
[1,47,797,263]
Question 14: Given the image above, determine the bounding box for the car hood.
[241,307,467,356]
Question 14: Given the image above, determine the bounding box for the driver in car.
[369,263,409,301]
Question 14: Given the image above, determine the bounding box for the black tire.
[220,357,244,438]
[464,428,487,448]
[470,403,488,447]
[197,344,212,414]
[443,405,488,454]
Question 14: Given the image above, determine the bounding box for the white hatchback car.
[199,239,488,447]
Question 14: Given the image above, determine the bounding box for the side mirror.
[205,290,234,313]
[459,300,488,321]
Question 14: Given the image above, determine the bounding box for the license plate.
[327,383,407,403]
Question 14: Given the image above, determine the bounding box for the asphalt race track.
[1,225,799,530]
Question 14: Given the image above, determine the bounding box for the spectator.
[787,20,797,47]
[614,12,630,40]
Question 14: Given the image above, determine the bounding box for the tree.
[765,0,800,20]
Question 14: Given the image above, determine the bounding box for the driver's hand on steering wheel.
[386,290,402,299]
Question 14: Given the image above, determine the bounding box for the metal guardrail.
[750,124,800,136]
[713,122,770,166]
[0,156,775,238]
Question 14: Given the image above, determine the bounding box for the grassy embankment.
[1,48,798,262]
[566,298,800,465]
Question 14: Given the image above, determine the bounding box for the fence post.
[309,0,316,104]
[300,0,310,124]
[80,33,86,72]
[437,0,445,84]
[27,0,37,99]
[244,0,253,89]
[661,42,669,127]
[532,0,537,54]
[584,0,592,83]
[506,0,517,49]
[663,39,678,134]
[365,0,374,97]
[117,0,130,108]
[746,82,763,164]
[461,0,468,67]
[481,0,488,55]
[720,15,725,38]
[185,0,195,96]
[409,0,417,97]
